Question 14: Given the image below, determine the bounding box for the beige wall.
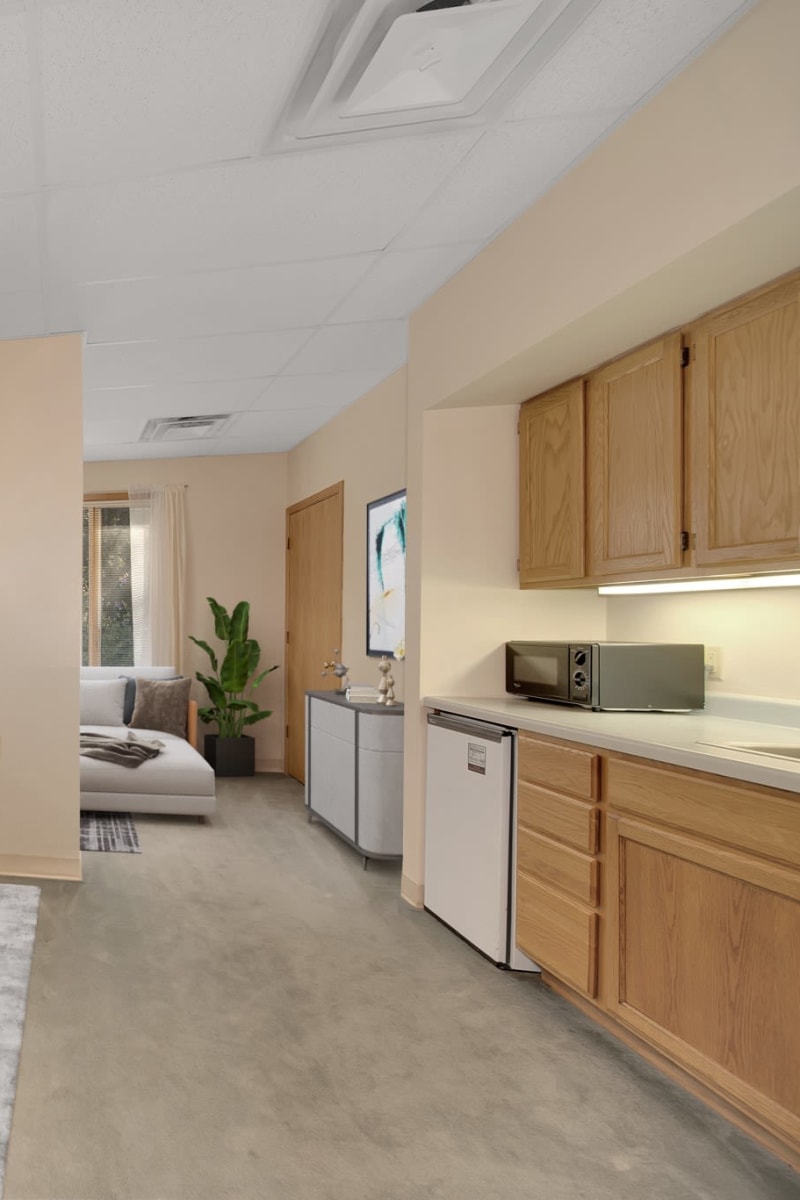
[606,591,797,701]
[0,335,83,880]
[84,454,288,771]
[287,369,407,697]
[400,0,800,905]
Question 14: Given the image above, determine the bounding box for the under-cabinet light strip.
[598,574,800,596]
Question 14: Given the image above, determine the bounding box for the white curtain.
[128,484,187,671]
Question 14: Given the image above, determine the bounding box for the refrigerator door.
[424,714,513,964]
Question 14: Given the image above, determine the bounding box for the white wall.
[606,590,798,701]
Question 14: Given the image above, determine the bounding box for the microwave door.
[516,645,571,701]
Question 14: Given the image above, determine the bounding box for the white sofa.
[80,666,216,817]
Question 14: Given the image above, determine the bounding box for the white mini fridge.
[424,712,538,971]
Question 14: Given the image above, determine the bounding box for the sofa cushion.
[80,678,127,726]
[79,726,215,797]
[129,677,192,739]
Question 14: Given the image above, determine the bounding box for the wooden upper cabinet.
[586,333,684,577]
[519,380,585,584]
[689,273,800,567]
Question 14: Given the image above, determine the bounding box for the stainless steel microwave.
[505,641,705,711]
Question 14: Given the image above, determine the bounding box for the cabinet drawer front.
[358,711,404,753]
[518,734,598,800]
[517,827,599,906]
[518,781,598,852]
[606,756,800,868]
[516,873,598,997]
[309,697,356,742]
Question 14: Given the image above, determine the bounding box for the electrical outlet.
[705,646,723,681]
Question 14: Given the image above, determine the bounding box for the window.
[82,496,134,666]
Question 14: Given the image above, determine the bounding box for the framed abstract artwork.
[366,489,406,657]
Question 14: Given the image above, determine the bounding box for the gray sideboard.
[305,691,404,862]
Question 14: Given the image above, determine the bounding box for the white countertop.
[422,694,800,795]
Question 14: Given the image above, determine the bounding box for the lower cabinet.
[305,691,403,860]
[515,733,800,1166]
[514,733,600,998]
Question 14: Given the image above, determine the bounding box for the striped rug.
[80,812,141,854]
[0,884,40,1199]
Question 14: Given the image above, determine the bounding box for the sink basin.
[696,740,800,762]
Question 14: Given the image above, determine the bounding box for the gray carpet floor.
[0,886,40,1200]
[2,776,799,1200]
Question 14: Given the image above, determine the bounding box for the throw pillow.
[80,678,127,726]
[129,677,192,739]
[119,676,137,725]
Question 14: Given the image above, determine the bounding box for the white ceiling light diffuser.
[268,0,601,149]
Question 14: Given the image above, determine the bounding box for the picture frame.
[366,489,406,657]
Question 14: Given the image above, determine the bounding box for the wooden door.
[519,380,585,585]
[285,483,343,782]
[607,813,800,1150]
[586,333,684,577]
[689,272,800,566]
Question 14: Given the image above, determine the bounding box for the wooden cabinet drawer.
[518,780,599,852]
[516,872,598,997]
[606,756,800,868]
[518,733,598,800]
[517,827,599,906]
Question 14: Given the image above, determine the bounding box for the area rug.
[80,811,141,854]
[0,884,40,1199]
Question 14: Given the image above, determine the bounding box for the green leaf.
[197,706,218,724]
[243,709,272,725]
[229,601,250,643]
[252,664,279,688]
[196,673,227,710]
[220,640,251,694]
[207,597,231,642]
[188,636,218,673]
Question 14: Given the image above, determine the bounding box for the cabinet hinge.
[286,630,290,644]
[286,536,291,550]
[680,346,690,368]
[286,725,289,739]
[680,531,690,552]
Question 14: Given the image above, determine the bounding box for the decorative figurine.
[321,650,349,692]
[377,654,396,705]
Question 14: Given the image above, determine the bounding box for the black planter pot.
[205,734,255,777]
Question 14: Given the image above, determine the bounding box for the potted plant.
[189,597,278,776]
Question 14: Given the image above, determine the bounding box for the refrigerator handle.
[427,713,511,742]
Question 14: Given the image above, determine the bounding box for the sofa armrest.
[187,699,199,751]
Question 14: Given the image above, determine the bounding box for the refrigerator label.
[467,743,486,775]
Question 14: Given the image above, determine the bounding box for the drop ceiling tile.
[41,0,329,184]
[44,131,480,285]
[0,8,35,193]
[393,116,619,249]
[83,378,270,422]
[84,438,231,462]
[49,254,380,342]
[84,417,149,446]
[510,0,752,120]
[285,321,406,376]
[0,194,41,292]
[254,371,388,412]
[83,329,311,390]
[329,243,483,324]
[218,407,339,452]
[0,291,45,339]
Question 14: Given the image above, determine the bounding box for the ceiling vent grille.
[267,0,600,151]
[140,415,233,443]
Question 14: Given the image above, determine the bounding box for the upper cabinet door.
[519,380,585,585]
[690,274,800,567]
[586,333,684,578]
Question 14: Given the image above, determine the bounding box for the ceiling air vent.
[140,415,233,443]
[267,0,600,151]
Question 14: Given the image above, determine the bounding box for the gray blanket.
[79,730,165,768]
